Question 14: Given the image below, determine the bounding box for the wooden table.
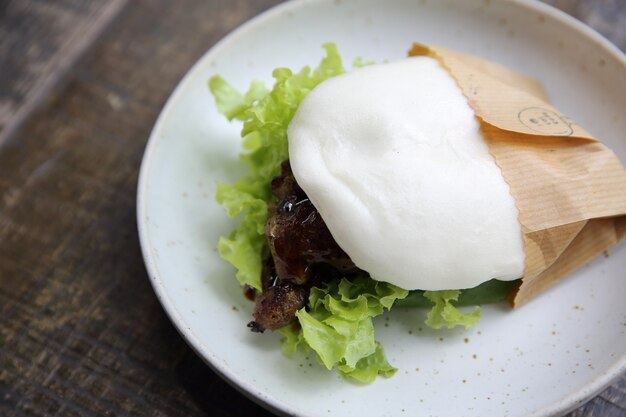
[1,1,624,416]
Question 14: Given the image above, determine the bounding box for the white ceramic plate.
[137,1,626,416]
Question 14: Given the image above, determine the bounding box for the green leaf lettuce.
[280,277,407,383]
[209,43,345,290]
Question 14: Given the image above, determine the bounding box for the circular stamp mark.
[518,107,573,136]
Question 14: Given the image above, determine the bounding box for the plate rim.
[136,1,626,416]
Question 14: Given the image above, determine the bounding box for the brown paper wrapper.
[409,43,626,306]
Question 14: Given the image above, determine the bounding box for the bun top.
[288,57,524,290]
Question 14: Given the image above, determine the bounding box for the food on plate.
[288,56,525,292]
[208,43,626,382]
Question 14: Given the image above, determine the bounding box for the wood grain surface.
[0,1,624,416]
[0,0,127,143]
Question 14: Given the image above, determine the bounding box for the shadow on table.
[175,349,277,417]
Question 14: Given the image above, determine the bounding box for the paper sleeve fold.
[409,43,626,306]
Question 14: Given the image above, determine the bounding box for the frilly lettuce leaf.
[209,43,345,290]
[280,277,407,383]
[396,279,521,329]
[396,278,520,308]
[423,290,481,329]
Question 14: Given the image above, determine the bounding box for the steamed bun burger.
[288,56,525,291]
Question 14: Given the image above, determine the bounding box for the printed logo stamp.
[518,107,573,136]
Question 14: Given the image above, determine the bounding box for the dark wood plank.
[0,0,128,143]
[0,1,281,416]
[0,1,624,417]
